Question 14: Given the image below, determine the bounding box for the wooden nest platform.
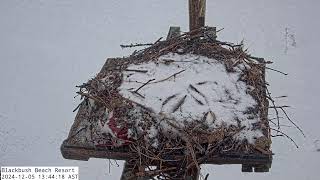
[61,27,273,179]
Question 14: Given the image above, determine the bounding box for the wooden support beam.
[189,0,206,31]
[166,26,181,40]
[198,0,206,28]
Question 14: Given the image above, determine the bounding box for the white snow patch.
[235,129,264,144]
[120,53,263,143]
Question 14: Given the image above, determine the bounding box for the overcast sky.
[0,0,319,179]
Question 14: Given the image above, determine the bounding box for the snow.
[120,53,262,143]
[1,0,320,180]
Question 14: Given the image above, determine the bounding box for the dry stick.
[269,119,279,127]
[190,94,204,105]
[279,107,306,137]
[270,128,299,148]
[217,28,224,33]
[153,69,186,84]
[133,142,178,163]
[168,26,205,42]
[189,84,205,98]
[215,40,242,48]
[120,43,153,49]
[248,55,266,63]
[189,84,208,104]
[266,89,281,130]
[172,95,187,113]
[269,105,291,108]
[196,81,208,85]
[161,94,179,108]
[134,79,155,93]
[159,40,186,54]
[164,119,200,173]
[274,95,288,99]
[77,91,108,107]
[149,29,204,60]
[66,125,88,141]
[153,37,163,44]
[125,69,148,73]
[157,28,204,53]
[131,91,145,99]
[185,137,200,173]
[72,103,81,112]
[266,67,288,75]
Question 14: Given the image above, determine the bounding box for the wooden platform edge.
[61,140,272,170]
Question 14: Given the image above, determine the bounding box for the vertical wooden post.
[189,0,206,31]
[198,0,206,28]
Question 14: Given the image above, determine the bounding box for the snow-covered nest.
[73,28,272,178]
[120,53,262,144]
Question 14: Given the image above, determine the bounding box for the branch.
[171,95,187,113]
[152,70,186,83]
[269,105,290,109]
[125,69,148,73]
[161,94,179,109]
[134,79,155,93]
[266,67,288,75]
[120,43,153,49]
[278,107,306,137]
[266,88,281,130]
[270,128,299,148]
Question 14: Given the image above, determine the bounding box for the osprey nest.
[74,27,280,178]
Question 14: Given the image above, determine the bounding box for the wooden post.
[166,26,181,40]
[189,0,206,31]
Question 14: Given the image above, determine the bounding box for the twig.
[161,94,179,108]
[215,40,242,48]
[278,107,306,137]
[270,128,299,148]
[217,28,224,33]
[154,37,163,44]
[266,67,288,75]
[171,95,187,113]
[189,84,208,104]
[269,105,290,108]
[196,81,208,85]
[125,69,148,73]
[152,70,186,83]
[67,125,88,141]
[120,43,153,48]
[185,137,200,172]
[248,55,266,63]
[266,88,281,130]
[72,103,82,112]
[77,92,108,107]
[131,91,145,99]
[134,79,155,93]
[189,84,205,98]
[274,95,288,99]
[191,94,204,105]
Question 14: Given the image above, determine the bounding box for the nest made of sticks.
[72,27,300,179]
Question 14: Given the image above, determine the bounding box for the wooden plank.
[242,164,253,172]
[61,141,272,166]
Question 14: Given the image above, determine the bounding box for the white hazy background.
[1,0,319,179]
